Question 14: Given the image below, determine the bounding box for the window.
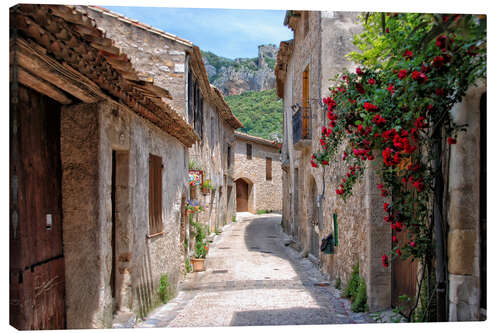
[266,157,272,181]
[188,66,204,138]
[246,143,252,160]
[149,154,163,236]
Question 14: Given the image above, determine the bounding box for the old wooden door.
[10,86,66,329]
[236,179,248,212]
[391,227,418,310]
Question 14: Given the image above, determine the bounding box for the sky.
[104,6,293,59]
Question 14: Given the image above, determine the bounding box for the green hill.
[224,89,283,141]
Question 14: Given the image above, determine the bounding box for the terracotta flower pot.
[190,258,206,272]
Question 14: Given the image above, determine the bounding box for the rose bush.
[311,13,485,270]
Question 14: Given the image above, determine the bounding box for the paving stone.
[136,214,375,327]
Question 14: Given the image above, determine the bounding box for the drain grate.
[212,270,228,274]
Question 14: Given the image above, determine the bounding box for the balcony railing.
[292,106,311,145]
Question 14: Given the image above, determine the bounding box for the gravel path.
[136,214,376,327]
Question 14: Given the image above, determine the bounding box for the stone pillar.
[447,83,485,321]
[61,102,109,328]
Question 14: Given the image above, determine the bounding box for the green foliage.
[201,50,259,81]
[191,221,208,259]
[264,56,276,69]
[342,263,360,300]
[352,277,368,312]
[335,276,342,289]
[414,269,437,322]
[232,215,236,223]
[157,274,173,304]
[225,89,283,141]
[215,227,221,235]
[256,209,270,214]
[185,256,192,274]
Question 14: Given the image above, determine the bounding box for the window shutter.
[266,157,272,180]
[149,154,163,235]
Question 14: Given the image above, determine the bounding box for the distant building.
[233,132,282,213]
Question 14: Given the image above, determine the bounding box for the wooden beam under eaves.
[14,37,104,103]
[12,66,73,104]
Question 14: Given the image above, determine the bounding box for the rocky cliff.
[202,44,278,96]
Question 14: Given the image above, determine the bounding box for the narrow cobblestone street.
[137,214,375,327]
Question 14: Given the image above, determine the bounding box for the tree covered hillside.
[224,89,283,141]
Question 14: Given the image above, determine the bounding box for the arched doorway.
[235,178,253,212]
[236,178,249,212]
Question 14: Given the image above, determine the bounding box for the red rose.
[382,255,389,267]
[421,64,430,73]
[368,78,376,85]
[410,241,416,247]
[411,70,428,84]
[321,160,329,165]
[387,83,395,95]
[433,55,445,68]
[336,188,344,195]
[398,69,408,80]
[435,88,445,96]
[448,137,457,144]
[363,102,378,112]
[436,35,447,48]
[311,160,318,168]
[396,249,401,256]
[414,116,426,129]
[413,180,424,192]
[356,67,363,75]
[403,49,413,60]
[385,27,390,33]
[356,83,366,94]
[392,235,398,243]
[384,203,390,212]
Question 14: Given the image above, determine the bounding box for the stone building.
[276,10,486,320]
[8,4,223,329]
[233,132,282,213]
[83,6,243,241]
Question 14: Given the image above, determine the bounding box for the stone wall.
[447,82,486,321]
[189,100,236,236]
[83,6,191,115]
[61,101,189,328]
[279,11,391,310]
[233,137,282,212]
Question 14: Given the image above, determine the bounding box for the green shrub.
[256,209,268,215]
[185,257,192,274]
[232,216,236,222]
[157,274,172,304]
[342,263,360,301]
[352,277,368,312]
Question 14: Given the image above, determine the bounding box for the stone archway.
[235,178,255,213]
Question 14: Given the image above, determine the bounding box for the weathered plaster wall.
[61,101,188,328]
[233,139,282,212]
[447,82,485,321]
[83,7,190,115]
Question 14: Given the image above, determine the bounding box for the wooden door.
[10,85,66,329]
[391,227,418,310]
[236,179,248,212]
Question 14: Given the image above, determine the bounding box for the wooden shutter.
[266,157,272,180]
[227,145,231,168]
[149,154,163,236]
[302,66,310,139]
[246,143,252,160]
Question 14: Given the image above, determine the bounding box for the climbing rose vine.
[311,13,485,266]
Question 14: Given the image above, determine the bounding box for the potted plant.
[186,200,203,214]
[201,179,213,195]
[190,221,209,272]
